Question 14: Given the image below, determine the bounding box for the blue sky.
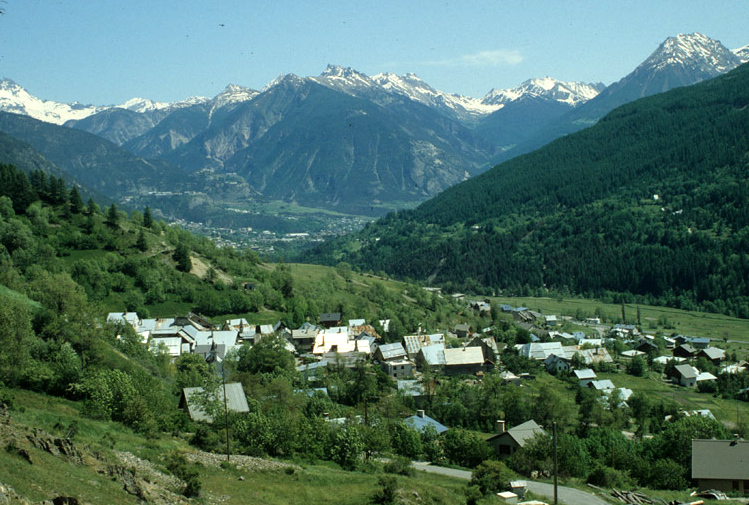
[2,0,748,105]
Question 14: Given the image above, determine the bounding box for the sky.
[1,0,748,105]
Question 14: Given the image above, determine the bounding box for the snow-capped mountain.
[639,32,742,76]
[210,84,258,111]
[0,79,105,125]
[491,33,747,164]
[733,44,749,63]
[482,77,605,107]
[373,71,499,118]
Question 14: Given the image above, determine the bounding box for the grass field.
[492,295,749,342]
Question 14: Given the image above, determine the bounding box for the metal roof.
[444,346,485,366]
[181,382,250,423]
[404,412,448,434]
[692,439,749,480]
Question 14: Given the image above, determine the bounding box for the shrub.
[384,456,415,477]
[372,475,398,504]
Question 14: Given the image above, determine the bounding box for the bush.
[587,465,632,488]
[372,475,398,504]
[384,456,415,477]
[470,460,515,496]
[166,451,202,497]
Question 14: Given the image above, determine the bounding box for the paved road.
[411,462,609,505]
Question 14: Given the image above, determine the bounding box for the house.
[610,324,638,338]
[318,312,342,328]
[671,364,698,387]
[576,347,613,365]
[312,327,351,355]
[402,333,444,359]
[585,317,601,325]
[574,369,597,387]
[517,342,567,361]
[673,344,697,359]
[635,339,659,354]
[588,380,616,391]
[500,370,522,386]
[404,410,448,435]
[454,323,473,339]
[443,346,493,376]
[179,382,250,423]
[382,359,413,379]
[653,355,685,366]
[373,342,408,363]
[692,439,749,495]
[545,315,558,326]
[487,420,545,458]
[107,311,140,330]
[290,327,318,353]
[675,336,710,350]
[416,343,446,369]
[697,347,726,366]
[466,336,500,362]
[348,318,366,328]
[544,354,570,374]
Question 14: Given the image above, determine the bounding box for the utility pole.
[553,421,558,505]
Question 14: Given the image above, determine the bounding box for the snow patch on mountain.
[733,44,749,63]
[639,32,742,74]
[372,72,500,115]
[117,97,172,113]
[0,78,105,125]
[482,77,604,107]
[212,84,258,109]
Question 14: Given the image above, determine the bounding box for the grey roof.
[692,439,749,480]
[488,420,545,447]
[181,383,250,422]
[674,364,697,379]
[444,346,486,366]
[319,312,341,322]
[519,342,566,360]
[574,369,597,380]
[589,379,616,391]
[699,347,726,360]
[419,343,446,366]
[377,342,407,360]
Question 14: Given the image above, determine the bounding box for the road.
[411,462,609,505]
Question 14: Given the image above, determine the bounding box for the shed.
[180,383,250,423]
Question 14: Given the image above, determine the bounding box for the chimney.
[417,409,425,418]
[497,420,506,434]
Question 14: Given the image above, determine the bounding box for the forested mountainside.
[303,63,749,318]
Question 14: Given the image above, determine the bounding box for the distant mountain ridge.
[0,32,746,219]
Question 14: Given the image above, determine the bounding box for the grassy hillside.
[492,296,749,342]
[0,389,469,505]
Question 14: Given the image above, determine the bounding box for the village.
[105,293,749,498]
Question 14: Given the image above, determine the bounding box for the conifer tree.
[143,206,153,229]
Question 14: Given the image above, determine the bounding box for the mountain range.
[305,60,749,317]
[0,33,746,219]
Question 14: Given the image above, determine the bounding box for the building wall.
[697,478,749,495]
